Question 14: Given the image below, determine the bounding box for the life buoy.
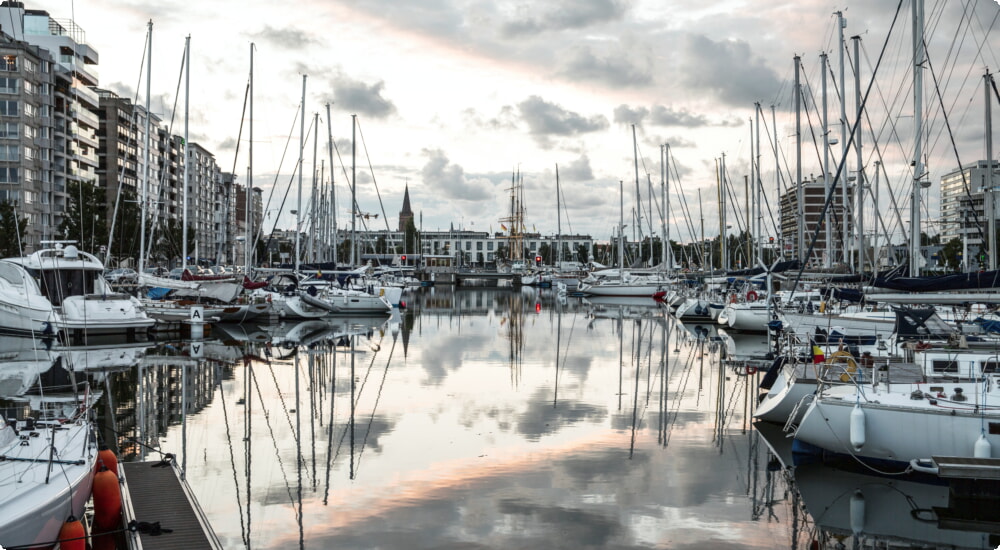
[826,350,859,382]
[729,294,737,304]
[745,364,758,375]
[746,290,759,302]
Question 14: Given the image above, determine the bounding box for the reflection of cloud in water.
[517,389,607,441]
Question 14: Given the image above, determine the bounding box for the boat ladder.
[783,393,814,435]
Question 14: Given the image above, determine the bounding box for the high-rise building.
[7,3,100,246]
[939,160,999,248]
[0,26,52,252]
[779,175,853,266]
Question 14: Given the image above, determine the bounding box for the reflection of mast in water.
[502,293,525,387]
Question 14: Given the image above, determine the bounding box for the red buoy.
[92,469,123,530]
[91,531,118,550]
[96,446,118,476]
[58,516,86,550]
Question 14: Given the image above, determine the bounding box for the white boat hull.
[794,380,1000,465]
[0,418,96,549]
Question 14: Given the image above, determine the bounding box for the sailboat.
[0,338,99,549]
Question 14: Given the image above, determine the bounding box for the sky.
[26,0,1000,244]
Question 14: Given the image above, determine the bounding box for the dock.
[121,460,223,549]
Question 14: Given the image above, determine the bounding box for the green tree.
[59,180,109,255]
[939,238,962,271]
[153,218,196,265]
[403,218,418,255]
[0,200,27,257]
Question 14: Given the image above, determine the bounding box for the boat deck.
[121,460,223,549]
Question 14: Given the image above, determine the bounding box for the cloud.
[420,149,494,200]
[559,154,595,181]
[461,105,519,131]
[326,77,397,119]
[678,34,783,107]
[500,0,630,37]
[612,105,648,125]
[650,105,711,128]
[249,25,319,49]
[517,96,608,148]
[560,44,653,87]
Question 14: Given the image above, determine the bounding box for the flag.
[812,345,825,364]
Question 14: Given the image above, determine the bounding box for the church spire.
[398,184,414,232]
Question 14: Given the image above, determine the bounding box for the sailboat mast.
[245,43,253,274]
[555,164,561,266]
[632,125,640,265]
[182,35,190,272]
[838,11,849,268]
[296,75,306,274]
[310,112,319,263]
[139,21,151,275]
[326,103,338,265]
[910,0,925,275]
[795,55,804,263]
[351,114,357,266]
[821,52,832,268]
[618,180,624,279]
[986,71,995,271]
[853,35,864,274]
[755,103,762,266]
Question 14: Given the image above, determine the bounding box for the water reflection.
[61,287,991,549]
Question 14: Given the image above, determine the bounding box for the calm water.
[7,287,998,549]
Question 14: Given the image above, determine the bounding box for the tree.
[938,237,964,271]
[0,200,27,257]
[59,180,109,255]
[403,218,418,255]
[153,218,196,266]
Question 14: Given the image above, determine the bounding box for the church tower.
[398,184,414,231]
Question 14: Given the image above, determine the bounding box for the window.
[0,189,18,202]
[931,360,958,374]
[23,103,34,117]
[476,242,483,251]
[465,241,471,251]
[22,125,33,140]
[0,122,16,138]
[0,145,18,160]
[983,361,999,374]
[0,167,18,183]
[0,100,17,116]
[0,77,16,94]
[0,55,16,72]
[488,242,494,251]
[22,81,33,95]
[23,58,35,74]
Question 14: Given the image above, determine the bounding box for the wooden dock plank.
[122,461,221,549]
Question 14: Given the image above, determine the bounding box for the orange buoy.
[58,516,86,550]
[92,468,123,530]
[95,445,118,476]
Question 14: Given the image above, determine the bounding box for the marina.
[0,0,998,548]
[3,287,1000,549]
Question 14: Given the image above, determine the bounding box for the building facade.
[939,160,999,248]
[779,175,853,266]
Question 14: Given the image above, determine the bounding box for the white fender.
[849,404,865,451]
[974,433,992,458]
[849,490,865,536]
